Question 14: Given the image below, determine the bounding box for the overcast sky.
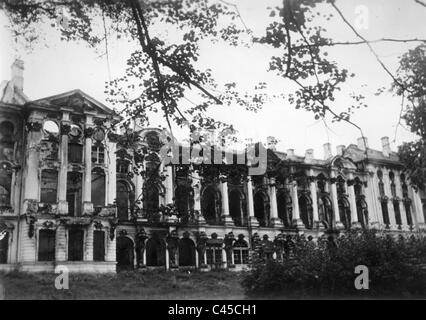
[1,0,424,158]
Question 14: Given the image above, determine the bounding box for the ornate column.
[219,175,234,226]
[308,172,321,229]
[107,134,117,206]
[192,169,205,225]
[290,179,304,229]
[329,171,344,229]
[165,165,174,204]
[347,174,361,229]
[246,176,259,227]
[55,224,66,262]
[410,187,426,231]
[23,120,42,204]
[83,115,93,215]
[58,114,70,215]
[269,177,283,228]
[367,168,382,228]
[135,171,144,216]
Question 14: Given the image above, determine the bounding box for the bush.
[242,230,426,298]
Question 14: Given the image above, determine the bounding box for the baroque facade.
[0,60,425,273]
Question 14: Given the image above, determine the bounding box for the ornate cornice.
[60,123,71,136]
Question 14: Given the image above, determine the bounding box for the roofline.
[28,89,116,115]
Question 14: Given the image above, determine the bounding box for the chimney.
[336,145,345,156]
[381,136,391,157]
[267,136,278,151]
[357,137,368,150]
[323,143,332,160]
[305,148,314,160]
[11,59,24,92]
[286,149,295,157]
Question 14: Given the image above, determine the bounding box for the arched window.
[0,162,12,208]
[178,238,196,266]
[389,171,396,198]
[299,194,313,229]
[254,191,269,227]
[400,174,413,228]
[277,191,291,227]
[319,195,333,229]
[233,235,249,265]
[377,170,385,197]
[40,170,58,204]
[91,168,106,208]
[393,200,402,227]
[229,189,244,226]
[201,186,220,224]
[144,183,159,216]
[381,201,390,228]
[146,237,166,266]
[338,197,351,230]
[116,236,134,270]
[175,184,191,221]
[405,201,413,227]
[117,181,130,221]
[354,178,368,228]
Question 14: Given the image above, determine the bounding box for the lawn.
[0,270,246,300]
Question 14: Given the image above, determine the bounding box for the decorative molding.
[60,123,71,136]
[84,127,94,139]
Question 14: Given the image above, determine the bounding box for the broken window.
[144,183,159,216]
[233,248,249,265]
[91,145,105,164]
[116,159,129,174]
[116,181,130,221]
[206,247,222,267]
[93,230,105,261]
[0,121,14,161]
[40,170,58,204]
[68,229,84,261]
[229,189,244,226]
[0,163,12,208]
[91,168,106,208]
[67,172,82,216]
[68,143,83,163]
[38,229,55,261]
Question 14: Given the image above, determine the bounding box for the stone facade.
[0,60,425,273]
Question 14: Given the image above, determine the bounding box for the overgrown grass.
[0,270,245,300]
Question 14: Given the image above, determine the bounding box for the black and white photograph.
[0,0,426,304]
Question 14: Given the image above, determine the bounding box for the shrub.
[242,230,426,298]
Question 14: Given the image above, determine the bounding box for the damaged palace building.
[1,60,426,273]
